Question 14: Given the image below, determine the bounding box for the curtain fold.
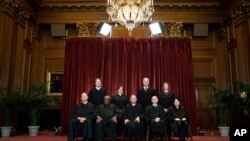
[62,37,197,134]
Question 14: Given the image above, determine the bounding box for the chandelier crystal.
[106,0,154,32]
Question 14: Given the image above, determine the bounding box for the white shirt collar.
[131,103,136,106]
[96,87,101,90]
[118,93,122,96]
[153,104,157,107]
[82,101,88,105]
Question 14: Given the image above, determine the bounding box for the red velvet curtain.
[61,37,197,134]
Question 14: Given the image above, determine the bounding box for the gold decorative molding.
[39,0,222,11]
[33,24,42,41]
[230,0,250,26]
[164,22,184,37]
[217,23,227,41]
[76,23,98,37]
[1,0,30,26]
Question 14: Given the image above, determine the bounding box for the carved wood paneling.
[224,0,250,84]
[234,23,250,82]
[112,26,148,38]
[228,49,239,83]
[24,22,33,43]
[13,25,25,88]
[37,10,222,24]
[0,15,14,88]
[45,58,64,73]
[227,22,236,43]
[193,57,216,78]
[195,78,216,129]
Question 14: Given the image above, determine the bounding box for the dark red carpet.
[0,135,229,141]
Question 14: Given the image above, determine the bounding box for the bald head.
[151,96,158,104]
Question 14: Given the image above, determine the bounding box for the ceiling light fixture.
[106,0,154,35]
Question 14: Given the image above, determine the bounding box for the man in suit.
[68,92,95,141]
[88,78,107,107]
[136,77,156,109]
[95,95,118,141]
[145,96,166,141]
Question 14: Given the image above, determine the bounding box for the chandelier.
[106,0,154,32]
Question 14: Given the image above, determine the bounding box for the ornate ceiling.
[37,0,227,10]
[14,0,243,24]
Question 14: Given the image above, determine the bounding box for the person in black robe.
[159,82,175,112]
[123,95,144,141]
[158,82,175,139]
[111,85,129,135]
[168,97,189,141]
[68,92,94,141]
[136,77,156,109]
[145,96,166,141]
[88,78,107,107]
[111,86,129,114]
[95,95,118,141]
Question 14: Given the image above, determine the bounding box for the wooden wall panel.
[248,19,250,82]
[227,23,236,43]
[112,27,148,38]
[192,36,214,49]
[226,21,250,85]
[30,40,40,85]
[228,49,239,83]
[193,58,215,78]
[235,24,250,82]
[37,11,222,24]
[0,8,4,67]
[224,1,250,85]
[29,29,47,84]
[13,25,25,87]
[45,58,64,74]
[190,27,227,129]
[196,84,213,109]
[196,83,216,129]
[22,51,31,92]
[46,35,65,49]
[0,14,14,88]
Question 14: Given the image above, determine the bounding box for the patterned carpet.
[0,135,229,141]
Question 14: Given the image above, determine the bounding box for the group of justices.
[68,78,189,141]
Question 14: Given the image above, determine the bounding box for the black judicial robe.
[95,103,118,141]
[145,105,166,136]
[124,103,144,121]
[159,91,175,110]
[95,103,118,123]
[168,105,188,122]
[68,102,95,141]
[71,102,95,120]
[168,105,189,138]
[123,103,144,139]
[88,88,107,107]
[111,94,129,117]
[136,87,156,109]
